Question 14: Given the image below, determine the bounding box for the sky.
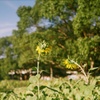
[0,0,36,38]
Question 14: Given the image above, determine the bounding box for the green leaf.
[40,86,47,90]
[29,74,40,84]
[74,93,82,100]
[27,84,35,91]
[46,96,52,100]
[89,67,98,72]
[26,95,37,100]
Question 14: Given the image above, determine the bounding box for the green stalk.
[71,60,89,84]
[37,54,40,100]
[37,54,40,74]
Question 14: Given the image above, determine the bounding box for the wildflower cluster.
[36,40,51,55]
[63,59,78,69]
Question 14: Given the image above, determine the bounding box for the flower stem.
[37,54,40,100]
[71,60,89,84]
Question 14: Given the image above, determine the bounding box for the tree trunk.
[83,31,87,37]
[50,66,53,80]
[90,60,94,68]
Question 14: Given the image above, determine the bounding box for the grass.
[0,80,29,92]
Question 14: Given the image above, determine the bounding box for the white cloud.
[0,27,14,33]
[0,23,17,37]
[3,1,17,10]
[0,23,15,28]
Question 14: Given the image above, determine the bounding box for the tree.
[7,0,100,79]
[17,6,32,33]
[73,0,100,37]
[72,0,100,69]
[0,37,17,79]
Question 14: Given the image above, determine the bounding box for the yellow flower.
[36,46,44,54]
[44,47,51,54]
[66,64,77,69]
[63,59,69,65]
[63,59,78,69]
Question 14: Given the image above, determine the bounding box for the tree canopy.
[0,0,100,80]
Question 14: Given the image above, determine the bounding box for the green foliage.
[37,0,77,21]
[0,80,29,92]
[17,6,32,32]
[0,37,17,80]
[0,77,100,100]
[65,35,100,67]
[73,0,100,36]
